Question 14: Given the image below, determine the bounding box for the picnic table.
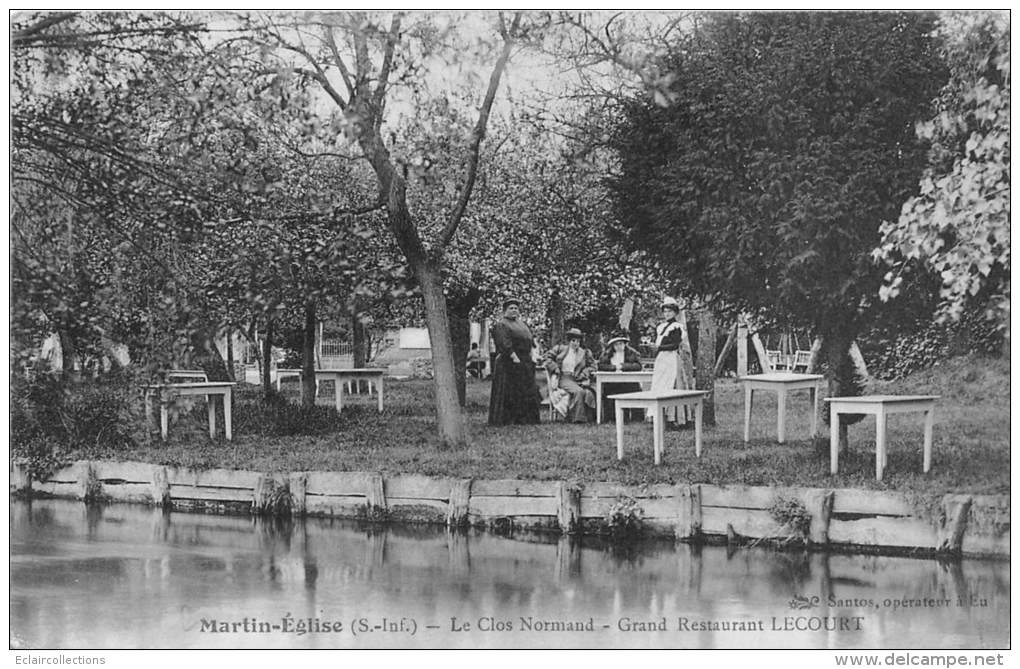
[740,372,823,443]
[608,389,709,465]
[825,395,939,481]
[275,368,385,414]
[142,381,235,441]
[594,370,655,424]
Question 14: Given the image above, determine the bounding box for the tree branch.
[372,14,402,118]
[323,23,356,98]
[438,12,520,249]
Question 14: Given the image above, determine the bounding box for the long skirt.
[650,350,693,424]
[488,357,541,425]
[558,374,596,423]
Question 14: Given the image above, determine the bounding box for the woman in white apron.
[650,296,694,426]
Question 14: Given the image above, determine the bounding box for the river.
[10,499,1009,649]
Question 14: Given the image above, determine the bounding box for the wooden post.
[11,462,32,497]
[806,490,835,545]
[151,466,171,507]
[736,323,749,376]
[750,332,771,374]
[713,324,737,377]
[938,495,973,554]
[447,479,472,527]
[675,484,702,540]
[252,474,273,514]
[557,482,581,534]
[77,462,100,502]
[365,473,386,517]
[289,473,307,517]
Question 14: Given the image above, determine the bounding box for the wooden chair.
[792,350,812,372]
[540,368,564,422]
[766,350,789,372]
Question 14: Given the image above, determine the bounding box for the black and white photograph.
[8,8,1011,658]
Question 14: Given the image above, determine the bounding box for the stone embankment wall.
[10,460,1009,559]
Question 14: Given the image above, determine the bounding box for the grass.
[97,354,1009,498]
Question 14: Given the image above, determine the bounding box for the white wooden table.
[594,370,654,423]
[825,395,939,481]
[142,382,235,441]
[608,390,709,465]
[276,368,385,413]
[740,372,823,443]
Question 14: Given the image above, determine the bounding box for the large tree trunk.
[821,331,860,453]
[448,286,480,406]
[262,315,274,399]
[417,260,466,446]
[57,329,78,382]
[695,309,717,426]
[225,328,235,382]
[301,301,317,407]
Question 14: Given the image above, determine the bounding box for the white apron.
[650,320,693,424]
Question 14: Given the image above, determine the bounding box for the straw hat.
[565,327,584,340]
[606,332,630,347]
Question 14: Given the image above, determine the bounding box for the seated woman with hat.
[543,328,597,423]
[597,332,645,422]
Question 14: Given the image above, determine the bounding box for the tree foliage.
[610,11,947,344]
[875,11,1009,332]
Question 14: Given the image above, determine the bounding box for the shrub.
[861,308,1004,380]
[10,368,142,477]
[605,495,645,540]
[409,357,434,379]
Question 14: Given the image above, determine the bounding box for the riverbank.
[12,459,1009,559]
[63,354,1009,498]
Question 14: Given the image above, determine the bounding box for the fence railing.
[320,339,353,358]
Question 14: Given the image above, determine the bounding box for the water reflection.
[10,499,1009,649]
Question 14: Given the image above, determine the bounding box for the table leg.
[809,387,818,438]
[160,401,169,442]
[923,408,934,473]
[743,385,753,442]
[208,394,216,439]
[596,378,603,424]
[829,407,839,475]
[777,387,787,443]
[224,389,232,441]
[694,399,703,458]
[653,405,664,466]
[875,410,887,481]
[277,375,282,392]
[377,376,384,413]
[615,404,625,461]
[335,378,344,413]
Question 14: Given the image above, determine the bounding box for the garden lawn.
[108,354,1009,499]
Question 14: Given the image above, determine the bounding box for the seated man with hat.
[597,331,645,422]
[543,327,597,423]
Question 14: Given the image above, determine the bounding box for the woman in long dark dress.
[488,298,541,425]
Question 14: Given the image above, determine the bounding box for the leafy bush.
[409,357,434,379]
[861,309,1003,380]
[11,368,142,477]
[605,495,645,540]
